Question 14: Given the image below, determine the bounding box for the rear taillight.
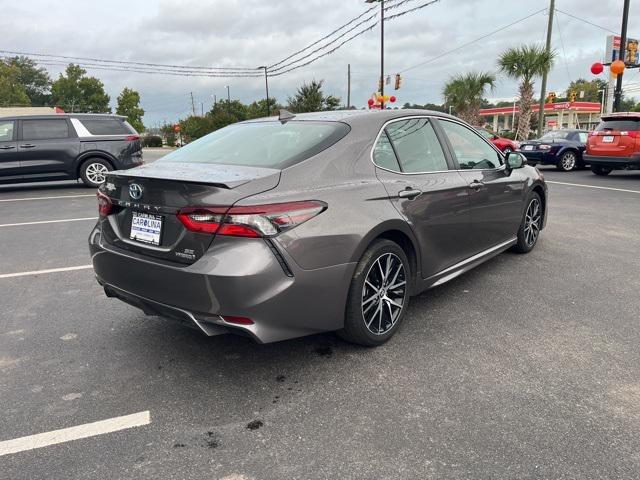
[177,201,326,237]
[125,135,140,142]
[97,191,112,217]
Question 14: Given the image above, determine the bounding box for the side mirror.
[505,151,526,173]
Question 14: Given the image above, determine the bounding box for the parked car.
[519,129,589,171]
[476,128,518,153]
[90,110,547,346]
[0,114,143,187]
[584,113,640,175]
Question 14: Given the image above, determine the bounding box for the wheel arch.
[531,183,547,228]
[351,221,421,290]
[75,153,116,178]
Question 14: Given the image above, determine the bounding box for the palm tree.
[443,72,496,125]
[498,45,555,141]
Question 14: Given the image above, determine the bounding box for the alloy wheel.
[361,253,407,335]
[524,198,542,247]
[560,152,576,171]
[85,162,109,185]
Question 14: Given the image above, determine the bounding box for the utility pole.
[258,66,270,116]
[613,0,631,112]
[347,64,351,109]
[537,0,555,137]
[190,92,196,116]
[226,86,231,114]
[201,102,204,116]
[366,0,385,109]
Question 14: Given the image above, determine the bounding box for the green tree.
[561,78,607,103]
[443,71,496,124]
[247,98,282,119]
[50,64,110,113]
[116,87,145,132]
[287,80,341,113]
[498,45,555,141]
[0,63,30,106]
[403,102,447,113]
[210,99,248,121]
[3,56,52,105]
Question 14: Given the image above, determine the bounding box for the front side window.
[439,120,501,170]
[160,121,350,170]
[22,119,69,140]
[0,121,14,142]
[384,118,448,173]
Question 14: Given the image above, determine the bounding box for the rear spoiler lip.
[107,162,281,189]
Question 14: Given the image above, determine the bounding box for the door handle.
[0,145,16,150]
[20,144,36,148]
[398,188,422,199]
[469,180,484,191]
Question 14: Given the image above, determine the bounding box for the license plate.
[523,145,534,151]
[602,135,614,143]
[130,212,163,246]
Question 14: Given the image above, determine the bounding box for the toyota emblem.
[129,183,143,200]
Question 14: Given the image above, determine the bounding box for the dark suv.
[0,114,143,187]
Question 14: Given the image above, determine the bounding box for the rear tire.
[591,165,612,176]
[556,151,577,171]
[512,192,543,254]
[338,239,411,347]
[80,158,112,187]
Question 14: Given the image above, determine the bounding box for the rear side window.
[22,119,69,140]
[596,119,640,132]
[373,131,401,171]
[382,118,448,173]
[0,121,14,141]
[79,118,133,135]
[160,121,350,169]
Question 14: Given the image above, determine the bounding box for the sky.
[2,0,640,126]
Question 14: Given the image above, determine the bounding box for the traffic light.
[394,74,402,90]
[547,91,556,103]
[569,91,577,102]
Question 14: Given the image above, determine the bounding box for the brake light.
[125,135,140,142]
[177,201,326,237]
[222,315,254,325]
[97,191,113,217]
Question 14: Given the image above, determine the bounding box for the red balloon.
[591,62,604,75]
[367,98,375,106]
[389,96,397,103]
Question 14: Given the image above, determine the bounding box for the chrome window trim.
[370,115,506,175]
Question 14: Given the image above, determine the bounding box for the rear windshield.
[160,121,350,169]
[541,130,570,140]
[596,119,640,132]
[79,118,135,135]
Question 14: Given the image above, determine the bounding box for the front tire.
[556,151,577,171]
[591,165,612,176]
[338,239,411,346]
[512,192,543,254]
[80,158,112,187]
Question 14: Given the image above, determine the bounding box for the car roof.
[601,112,640,120]
[242,109,460,127]
[0,113,126,121]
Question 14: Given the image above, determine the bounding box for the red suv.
[585,113,640,175]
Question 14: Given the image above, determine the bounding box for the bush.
[142,135,163,148]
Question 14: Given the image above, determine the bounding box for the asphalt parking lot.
[1,153,639,479]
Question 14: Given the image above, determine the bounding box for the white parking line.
[0,194,95,203]
[0,217,97,228]
[0,411,150,457]
[547,181,640,194]
[0,265,93,279]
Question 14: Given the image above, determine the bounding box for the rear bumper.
[89,225,355,343]
[583,154,640,169]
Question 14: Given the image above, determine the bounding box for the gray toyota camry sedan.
[90,109,547,346]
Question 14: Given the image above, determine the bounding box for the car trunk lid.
[98,162,281,265]
[589,115,640,157]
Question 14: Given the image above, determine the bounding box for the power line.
[270,0,443,76]
[554,12,573,84]
[399,8,547,74]
[0,49,257,71]
[554,9,619,35]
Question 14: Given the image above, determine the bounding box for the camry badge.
[129,183,143,200]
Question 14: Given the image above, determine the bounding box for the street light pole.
[366,0,385,109]
[613,0,631,112]
[258,66,270,116]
